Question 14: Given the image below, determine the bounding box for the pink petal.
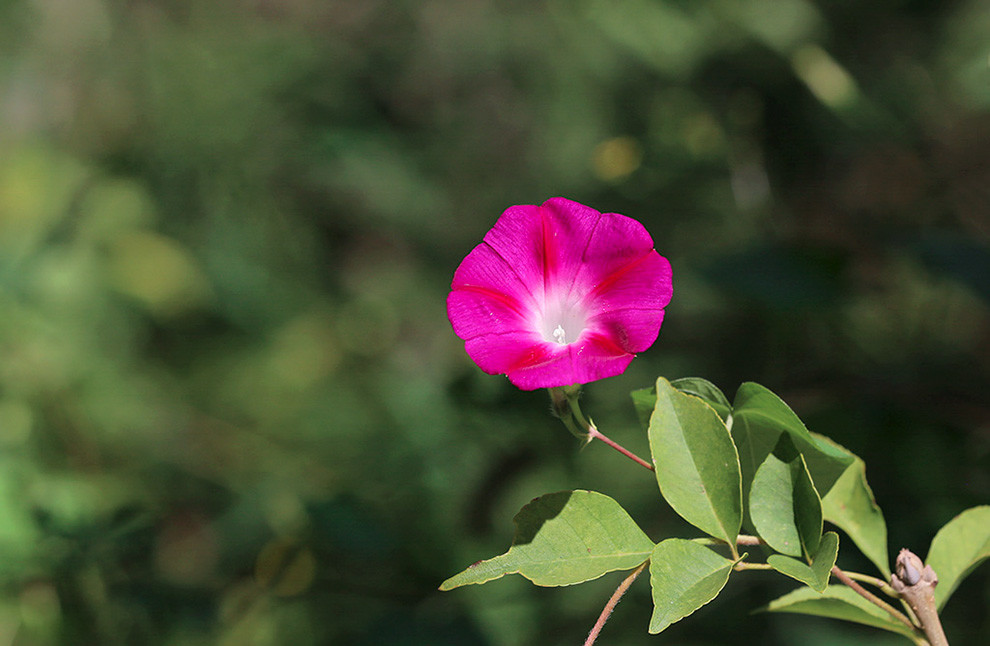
[586,252,673,352]
[461,332,554,381]
[565,200,663,298]
[448,244,537,341]
[482,199,604,295]
[497,332,637,391]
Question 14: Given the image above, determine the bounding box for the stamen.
[552,324,567,344]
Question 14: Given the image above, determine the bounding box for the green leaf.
[925,505,990,610]
[767,531,839,592]
[732,383,854,503]
[819,438,890,577]
[749,436,822,557]
[728,407,780,532]
[648,539,737,634]
[649,377,742,544]
[670,377,732,421]
[439,490,654,590]
[631,387,656,430]
[635,378,732,430]
[762,584,918,641]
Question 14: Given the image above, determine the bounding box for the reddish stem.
[587,425,655,472]
[584,561,648,646]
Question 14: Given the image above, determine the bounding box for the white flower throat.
[540,294,587,346]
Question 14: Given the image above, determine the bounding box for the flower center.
[540,296,587,346]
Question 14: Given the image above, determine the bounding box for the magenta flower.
[447,198,672,390]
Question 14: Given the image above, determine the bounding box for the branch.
[891,549,949,646]
[584,561,648,646]
[842,570,900,598]
[831,566,919,635]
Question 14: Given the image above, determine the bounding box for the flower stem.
[584,561,648,646]
[585,424,655,471]
[559,388,656,472]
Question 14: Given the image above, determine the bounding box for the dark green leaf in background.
[649,377,742,544]
[439,490,654,589]
[915,234,990,303]
[648,538,738,634]
[631,386,656,431]
[925,505,990,610]
[766,531,839,593]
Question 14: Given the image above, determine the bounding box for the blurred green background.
[0,0,988,644]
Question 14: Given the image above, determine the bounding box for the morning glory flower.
[447,197,672,390]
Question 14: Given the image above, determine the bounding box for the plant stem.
[693,533,763,559]
[565,391,655,472]
[584,561,648,646]
[733,562,773,571]
[700,535,926,641]
[585,424,655,471]
[691,534,765,548]
[891,549,949,646]
[832,566,919,634]
[558,410,591,441]
[842,570,900,598]
[735,534,765,546]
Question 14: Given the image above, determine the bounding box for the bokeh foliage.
[0,0,987,644]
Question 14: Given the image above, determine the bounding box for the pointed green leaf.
[649,539,737,634]
[732,383,854,501]
[439,490,654,590]
[631,387,656,430]
[794,458,823,556]
[762,584,918,641]
[728,406,780,532]
[649,377,742,544]
[750,450,802,556]
[633,378,732,430]
[749,437,822,557]
[819,437,890,577]
[767,531,839,592]
[670,377,732,422]
[925,505,990,610]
